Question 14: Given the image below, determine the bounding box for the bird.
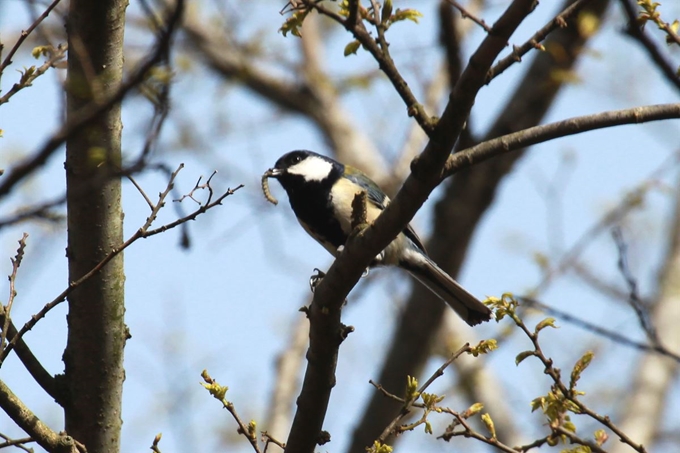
[264,150,492,326]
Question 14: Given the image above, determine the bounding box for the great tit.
[264,150,492,326]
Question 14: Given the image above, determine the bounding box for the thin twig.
[0,234,28,350]
[619,0,680,92]
[376,343,471,443]
[512,306,649,453]
[261,431,286,453]
[612,227,660,343]
[0,44,67,106]
[446,0,491,33]
[302,0,436,134]
[0,0,185,198]
[487,0,593,82]
[0,0,63,73]
[519,297,680,363]
[0,433,35,453]
[0,167,242,365]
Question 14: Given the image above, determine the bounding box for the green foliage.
[481,413,496,439]
[200,369,228,402]
[31,45,53,59]
[405,375,419,401]
[469,339,498,357]
[570,351,594,390]
[515,350,535,365]
[593,429,608,446]
[18,66,37,86]
[279,9,309,38]
[462,402,484,418]
[421,392,445,410]
[344,40,361,56]
[367,440,393,453]
[484,293,518,321]
[535,317,558,334]
[531,389,581,419]
[390,8,423,25]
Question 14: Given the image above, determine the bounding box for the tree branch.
[444,103,680,177]
[0,379,85,453]
[0,0,185,199]
[618,0,680,92]
[0,167,242,367]
[285,2,538,452]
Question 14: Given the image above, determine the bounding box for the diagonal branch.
[350,1,612,449]
[0,0,185,199]
[0,379,85,453]
[618,0,680,92]
[285,2,538,452]
[0,167,242,367]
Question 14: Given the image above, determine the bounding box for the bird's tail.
[400,253,492,326]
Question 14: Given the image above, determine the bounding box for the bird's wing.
[344,168,427,254]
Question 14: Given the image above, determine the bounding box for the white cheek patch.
[287,156,333,182]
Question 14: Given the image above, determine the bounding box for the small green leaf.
[594,429,608,445]
[392,8,423,24]
[421,392,444,409]
[481,413,496,439]
[368,441,393,453]
[463,402,484,418]
[405,375,419,400]
[31,45,51,59]
[424,420,433,434]
[515,350,535,365]
[570,350,594,389]
[279,10,309,38]
[381,0,393,25]
[344,40,361,56]
[535,317,558,334]
[469,339,498,356]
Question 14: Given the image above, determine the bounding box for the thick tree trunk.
[63,1,128,452]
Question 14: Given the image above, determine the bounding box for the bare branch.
[619,0,680,92]
[305,0,437,134]
[487,0,593,82]
[0,167,243,365]
[0,234,28,349]
[286,2,538,452]
[0,433,35,452]
[0,0,63,74]
[612,227,659,343]
[0,0,185,199]
[201,370,262,453]
[519,297,680,362]
[0,379,85,453]
[377,344,471,443]
[446,0,491,33]
[444,103,680,177]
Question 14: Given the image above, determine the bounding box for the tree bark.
[63,1,128,452]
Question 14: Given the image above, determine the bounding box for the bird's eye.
[293,155,301,163]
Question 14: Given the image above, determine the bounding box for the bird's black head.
[266,150,342,191]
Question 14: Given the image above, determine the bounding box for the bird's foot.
[309,268,326,293]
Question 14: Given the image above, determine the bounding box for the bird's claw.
[309,268,326,293]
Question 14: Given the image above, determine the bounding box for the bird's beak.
[264,168,281,178]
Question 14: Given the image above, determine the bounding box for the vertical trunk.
[63,1,128,452]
